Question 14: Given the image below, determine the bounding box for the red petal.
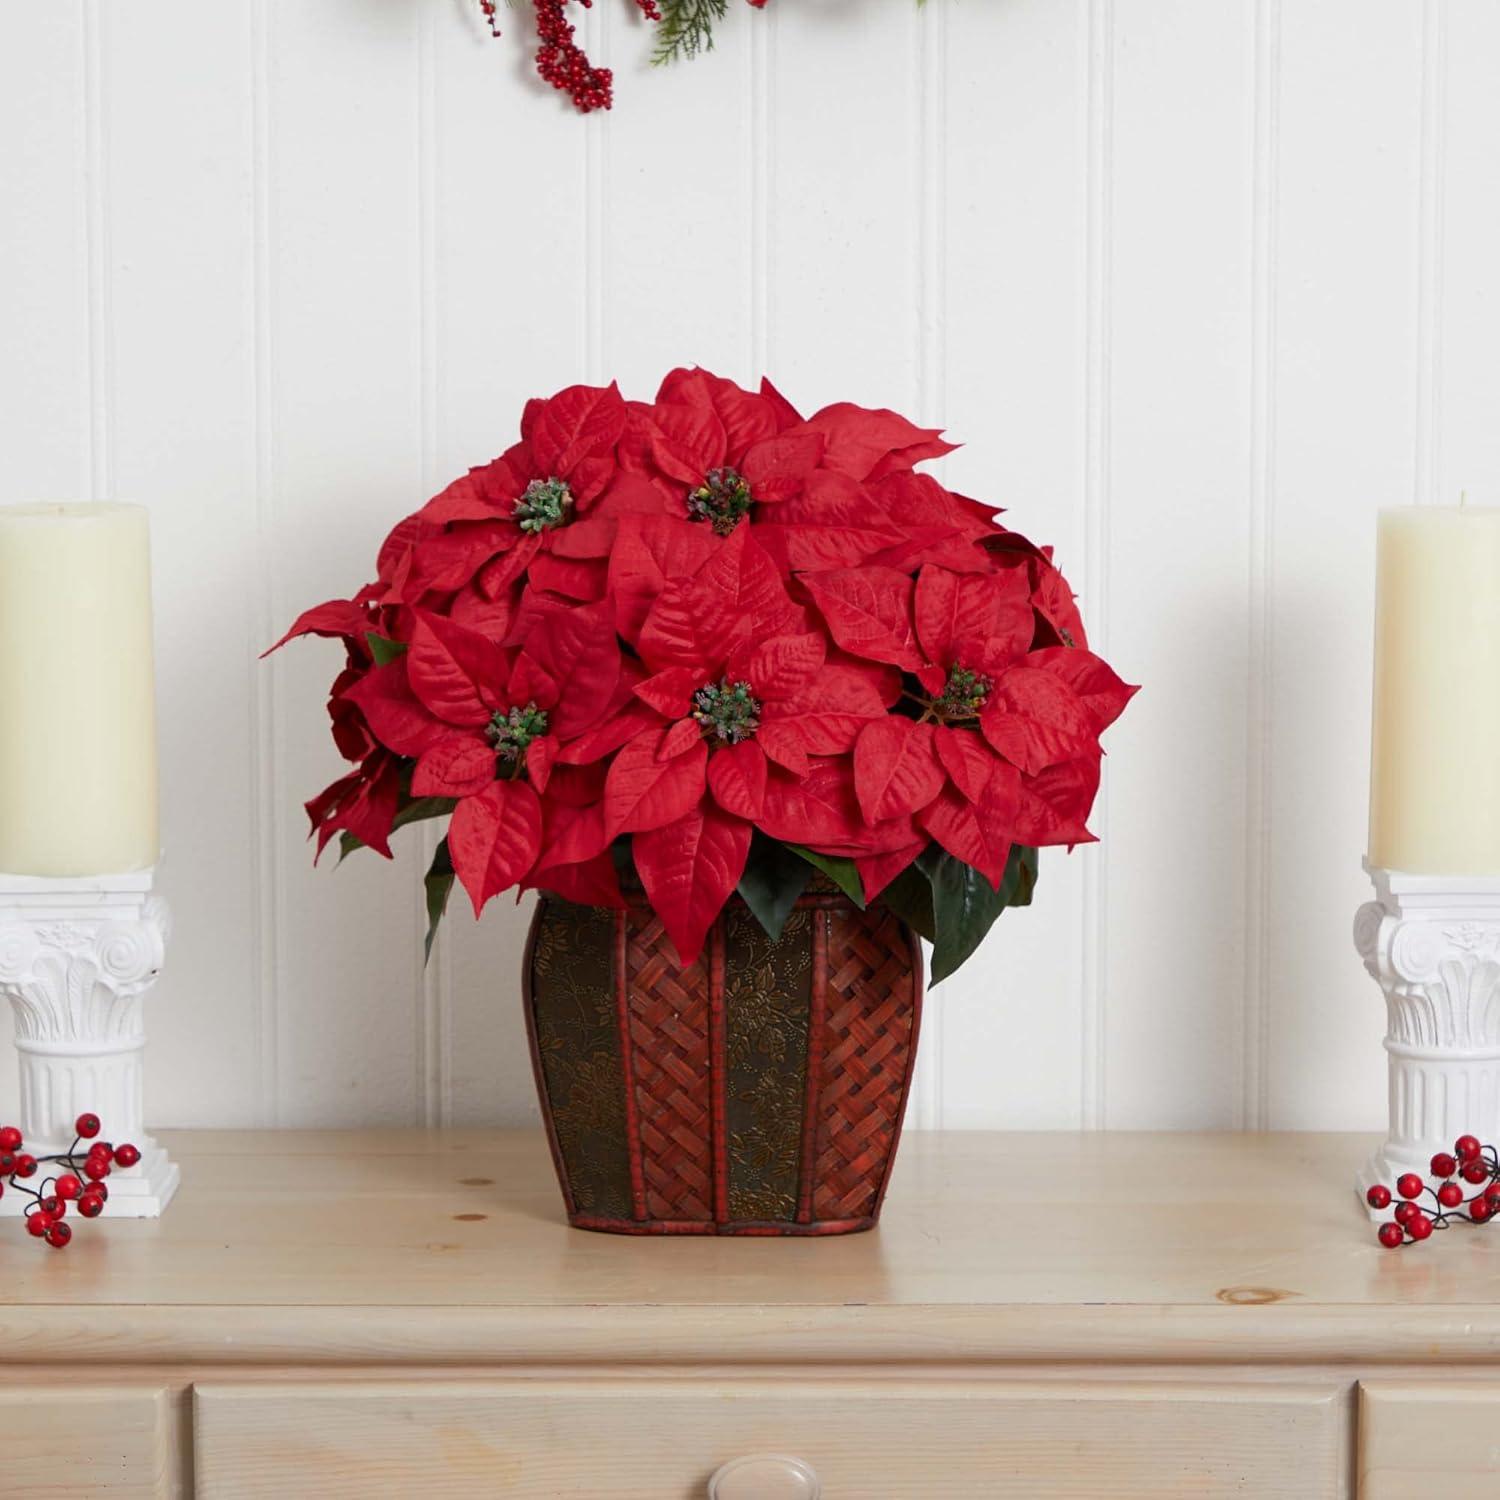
[509,602,620,737]
[853,719,945,824]
[407,612,506,726]
[415,472,504,526]
[534,800,611,870]
[803,403,954,481]
[405,522,516,598]
[603,728,708,838]
[634,665,701,720]
[739,430,826,501]
[706,740,768,820]
[1028,646,1138,731]
[803,567,922,671]
[920,786,1008,887]
[343,658,448,757]
[1030,558,1089,649]
[980,665,1096,775]
[915,564,1032,671]
[657,718,704,760]
[522,382,626,479]
[448,583,516,642]
[633,805,751,966]
[527,733,558,795]
[932,725,998,804]
[855,840,927,903]
[265,598,369,656]
[306,753,400,861]
[758,722,811,776]
[758,376,804,430]
[411,733,496,797]
[556,700,661,765]
[638,526,795,673]
[607,512,720,645]
[1013,756,1100,847]
[741,631,826,700]
[757,760,871,849]
[447,779,542,916]
[527,551,606,601]
[648,402,727,485]
[531,851,625,908]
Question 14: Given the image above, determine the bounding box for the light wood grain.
[0,1386,173,1498]
[2,1128,1496,1368]
[193,1378,1344,1499]
[1358,1382,1500,1498]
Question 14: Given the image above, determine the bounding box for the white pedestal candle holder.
[0,870,178,1216]
[1354,863,1500,1218]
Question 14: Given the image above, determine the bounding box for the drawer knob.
[708,1454,820,1500]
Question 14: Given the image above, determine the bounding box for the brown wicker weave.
[524,887,923,1236]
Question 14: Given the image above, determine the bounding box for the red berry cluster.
[533,0,613,114]
[0,1114,139,1250]
[1366,1133,1500,1248]
[477,0,772,113]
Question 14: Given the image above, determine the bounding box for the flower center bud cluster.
[692,679,761,743]
[488,703,549,767]
[934,664,991,721]
[514,477,574,533]
[686,467,753,536]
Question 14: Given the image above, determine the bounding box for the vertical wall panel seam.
[584,4,607,382]
[415,4,449,1127]
[248,0,282,1124]
[1413,0,1448,508]
[912,0,947,1131]
[747,3,769,375]
[1080,0,1114,1131]
[1243,0,1281,1131]
[81,4,114,503]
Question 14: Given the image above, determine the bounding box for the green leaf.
[737,836,812,941]
[876,859,937,942]
[423,837,455,964]
[788,845,866,908]
[334,796,456,869]
[365,631,407,666]
[392,795,457,833]
[919,843,1040,986]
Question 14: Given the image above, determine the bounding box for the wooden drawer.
[0,1385,173,1497]
[1360,1382,1500,1497]
[194,1378,1345,1498]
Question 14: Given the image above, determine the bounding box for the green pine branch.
[652,0,730,65]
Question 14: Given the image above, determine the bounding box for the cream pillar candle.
[1368,505,1500,873]
[0,503,159,875]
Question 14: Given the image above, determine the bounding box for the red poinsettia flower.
[584,528,890,963]
[336,603,622,914]
[613,368,995,578]
[370,382,642,617]
[278,368,1137,987]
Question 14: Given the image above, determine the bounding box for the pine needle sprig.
[652,0,730,65]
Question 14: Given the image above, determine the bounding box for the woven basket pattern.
[812,904,919,1222]
[625,911,714,1221]
[526,890,920,1235]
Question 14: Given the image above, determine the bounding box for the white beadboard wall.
[2,0,1498,1133]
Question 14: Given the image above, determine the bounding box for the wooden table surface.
[1,1129,1494,1368]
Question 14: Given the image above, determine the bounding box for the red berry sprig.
[1366,1133,1500,1248]
[476,0,772,113]
[1,1113,137,1250]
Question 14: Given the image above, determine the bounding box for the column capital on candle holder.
[1355,860,1500,1217]
[0,866,178,1217]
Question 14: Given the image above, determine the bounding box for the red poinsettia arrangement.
[274,368,1134,981]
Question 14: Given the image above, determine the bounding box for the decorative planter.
[524,886,922,1236]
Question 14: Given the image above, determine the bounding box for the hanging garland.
[477,0,824,114]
